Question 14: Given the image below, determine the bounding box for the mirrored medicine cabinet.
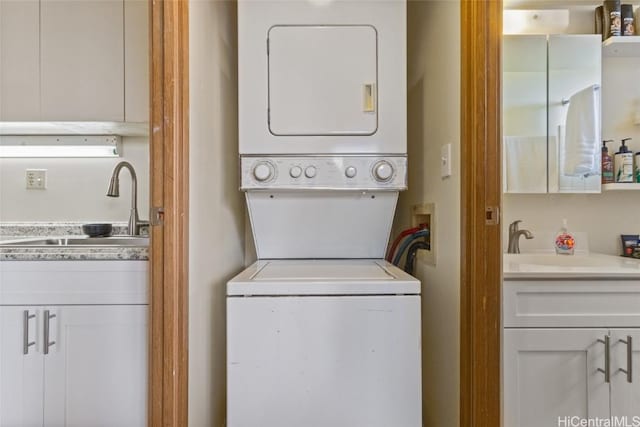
[503,34,602,194]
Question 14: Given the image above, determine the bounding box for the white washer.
[227,259,422,427]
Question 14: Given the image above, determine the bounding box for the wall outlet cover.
[26,169,47,190]
[441,144,452,178]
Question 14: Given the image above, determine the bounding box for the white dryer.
[227,259,421,427]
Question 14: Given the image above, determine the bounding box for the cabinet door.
[0,0,40,120]
[40,0,124,121]
[548,35,601,193]
[0,307,44,427]
[43,305,147,427]
[504,329,611,427]
[610,329,640,420]
[502,35,548,194]
[268,25,378,136]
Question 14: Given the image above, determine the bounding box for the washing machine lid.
[227,259,420,296]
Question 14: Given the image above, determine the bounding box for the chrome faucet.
[107,161,148,236]
[507,220,534,254]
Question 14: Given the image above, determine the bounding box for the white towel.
[563,85,600,177]
[504,136,547,193]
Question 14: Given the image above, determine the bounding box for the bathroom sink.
[504,252,640,278]
[1,236,149,247]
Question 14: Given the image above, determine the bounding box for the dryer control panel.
[240,155,407,190]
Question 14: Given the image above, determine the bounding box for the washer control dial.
[289,166,302,178]
[345,166,357,178]
[253,162,275,182]
[304,166,317,178]
[373,160,394,182]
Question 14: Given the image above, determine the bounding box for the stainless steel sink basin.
[1,236,149,247]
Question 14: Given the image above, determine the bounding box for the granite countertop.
[0,222,149,261]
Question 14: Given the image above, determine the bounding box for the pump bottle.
[614,138,634,183]
[602,140,614,184]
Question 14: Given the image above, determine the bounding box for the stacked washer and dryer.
[227,1,421,426]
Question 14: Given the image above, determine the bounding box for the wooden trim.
[460,1,502,426]
[149,1,189,426]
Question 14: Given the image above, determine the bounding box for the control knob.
[253,162,274,182]
[373,160,394,182]
[290,166,302,178]
[304,166,317,178]
[345,166,357,178]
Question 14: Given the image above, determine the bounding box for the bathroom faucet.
[107,161,148,236]
[507,220,534,254]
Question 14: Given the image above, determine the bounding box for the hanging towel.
[504,136,547,193]
[563,85,600,177]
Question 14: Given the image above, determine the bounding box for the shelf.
[602,36,640,57]
[602,183,640,191]
[0,121,149,137]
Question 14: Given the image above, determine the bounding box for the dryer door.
[267,25,378,136]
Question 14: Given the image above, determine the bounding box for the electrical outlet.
[26,169,47,190]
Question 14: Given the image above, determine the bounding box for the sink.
[504,253,640,278]
[506,253,616,268]
[1,236,149,247]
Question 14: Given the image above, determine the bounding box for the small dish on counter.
[504,252,640,279]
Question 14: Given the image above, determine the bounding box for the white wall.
[188,1,245,426]
[395,1,461,425]
[503,5,640,255]
[0,137,149,222]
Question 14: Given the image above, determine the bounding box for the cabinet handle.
[22,310,36,355]
[619,336,633,383]
[598,335,610,383]
[43,310,56,355]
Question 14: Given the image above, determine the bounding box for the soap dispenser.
[602,140,614,184]
[554,219,575,256]
[614,138,634,183]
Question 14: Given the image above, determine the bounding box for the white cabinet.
[0,0,40,121]
[610,330,640,420]
[503,280,640,427]
[503,329,610,427]
[0,261,148,427]
[0,0,148,123]
[40,0,124,121]
[43,305,147,426]
[503,35,602,194]
[0,307,44,427]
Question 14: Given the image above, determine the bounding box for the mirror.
[503,34,602,193]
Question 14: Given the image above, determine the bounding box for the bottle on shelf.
[602,139,614,184]
[614,137,634,183]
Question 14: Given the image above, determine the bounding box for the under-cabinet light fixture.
[0,135,122,158]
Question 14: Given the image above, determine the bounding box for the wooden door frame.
[149,1,189,426]
[460,1,503,426]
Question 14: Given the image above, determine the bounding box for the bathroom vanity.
[503,253,640,427]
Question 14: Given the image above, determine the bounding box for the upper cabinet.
[0,1,40,121]
[0,0,148,123]
[503,34,602,194]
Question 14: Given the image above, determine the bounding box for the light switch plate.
[441,144,452,178]
[26,169,47,190]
